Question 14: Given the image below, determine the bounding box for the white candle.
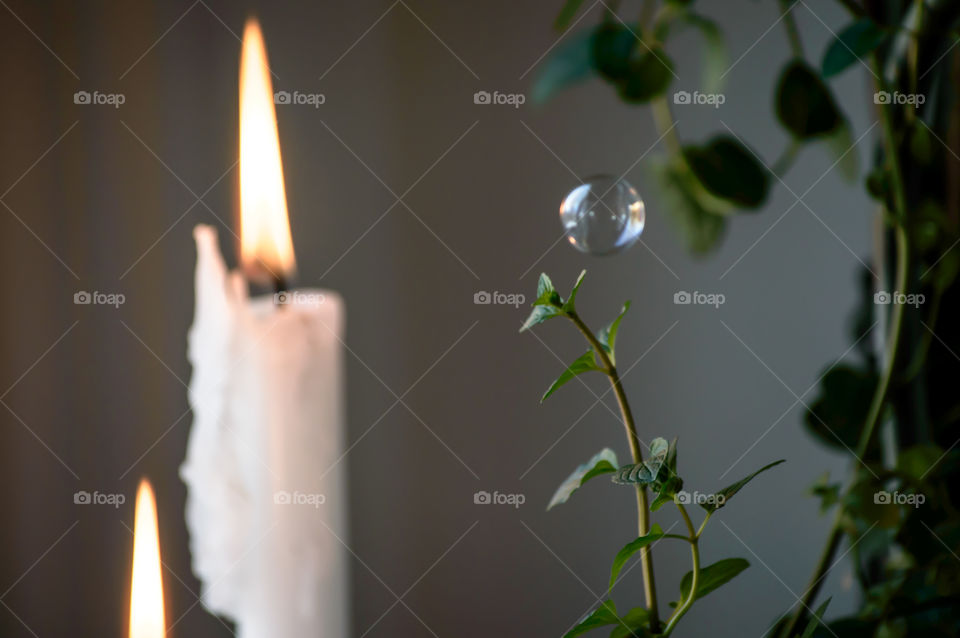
[179,18,349,638]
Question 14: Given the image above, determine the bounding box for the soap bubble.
[559,176,645,255]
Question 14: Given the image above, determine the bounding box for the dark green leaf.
[805,364,877,453]
[562,270,587,313]
[822,19,886,78]
[776,61,843,138]
[647,155,729,254]
[542,350,603,402]
[548,448,619,510]
[896,445,944,481]
[608,607,651,638]
[609,523,665,589]
[565,600,619,638]
[598,301,630,365]
[700,459,785,513]
[554,0,587,31]
[591,23,636,81]
[618,46,675,103]
[800,598,832,638]
[810,472,841,513]
[520,304,563,332]
[677,558,750,603]
[683,135,771,209]
[532,29,595,104]
[651,476,683,511]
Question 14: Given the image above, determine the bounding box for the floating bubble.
[559,176,645,255]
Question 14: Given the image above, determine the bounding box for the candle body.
[181,225,349,638]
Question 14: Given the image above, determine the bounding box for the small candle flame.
[239,18,296,283]
[129,480,165,638]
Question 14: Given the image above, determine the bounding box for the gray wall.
[0,1,873,636]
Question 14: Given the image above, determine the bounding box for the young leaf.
[520,304,563,332]
[677,558,750,604]
[682,135,771,209]
[597,301,630,364]
[608,607,651,638]
[542,350,603,402]
[547,448,619,510]
[562,270,587,313]
[776,61,842,139]
[651,476,683,511]
[535,272,562,306]
[822,18,886,78]
[611,437,671,485]
[531,28,595,104]
[800,598,832,638]
[609,524,665,589]
[564,600,619,638]
[700,459,786,513]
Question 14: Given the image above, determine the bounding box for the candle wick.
[273,275,288,306]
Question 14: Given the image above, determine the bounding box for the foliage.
[530,0,960,636]
[522,272,783,636]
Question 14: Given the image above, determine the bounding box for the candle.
[130,480,165,638]
[179,18,349,638]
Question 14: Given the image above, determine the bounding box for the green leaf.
[554,0,587,31]
[535,272,561,305]
[805,364,877,453]
[608,607,651,638]
[542,350,603,402]
[597,301,630,364]
[699,459,785,513]
[609,524,665,589]
[520,304,563,332]
[651,475,683,511]
[677,558,750,604]
[547,448,619,510]
[776,60,843,139]
[562,270,587,313]
[531,28,595,104]
[565,600,619,638]
[800,598,832,638]
[810,472,841,513]
[822,18,886,78]
[591,23,635,81]
[683,135,771,209]
[618,46,674,103]
[611,437,671,485]
[896,445,944,481]
[647,155,729,255]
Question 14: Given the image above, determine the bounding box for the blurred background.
[0,1,874,636]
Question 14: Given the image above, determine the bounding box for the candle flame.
[130,480,165,638]
[239,18,296,283]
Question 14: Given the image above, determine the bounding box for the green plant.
[521,271,787,637]
[532,1,960,636]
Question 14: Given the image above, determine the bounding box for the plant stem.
[568,311,660,630]
[779,0,804,58]
[662,504,700,636]
[779,71,912,638]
